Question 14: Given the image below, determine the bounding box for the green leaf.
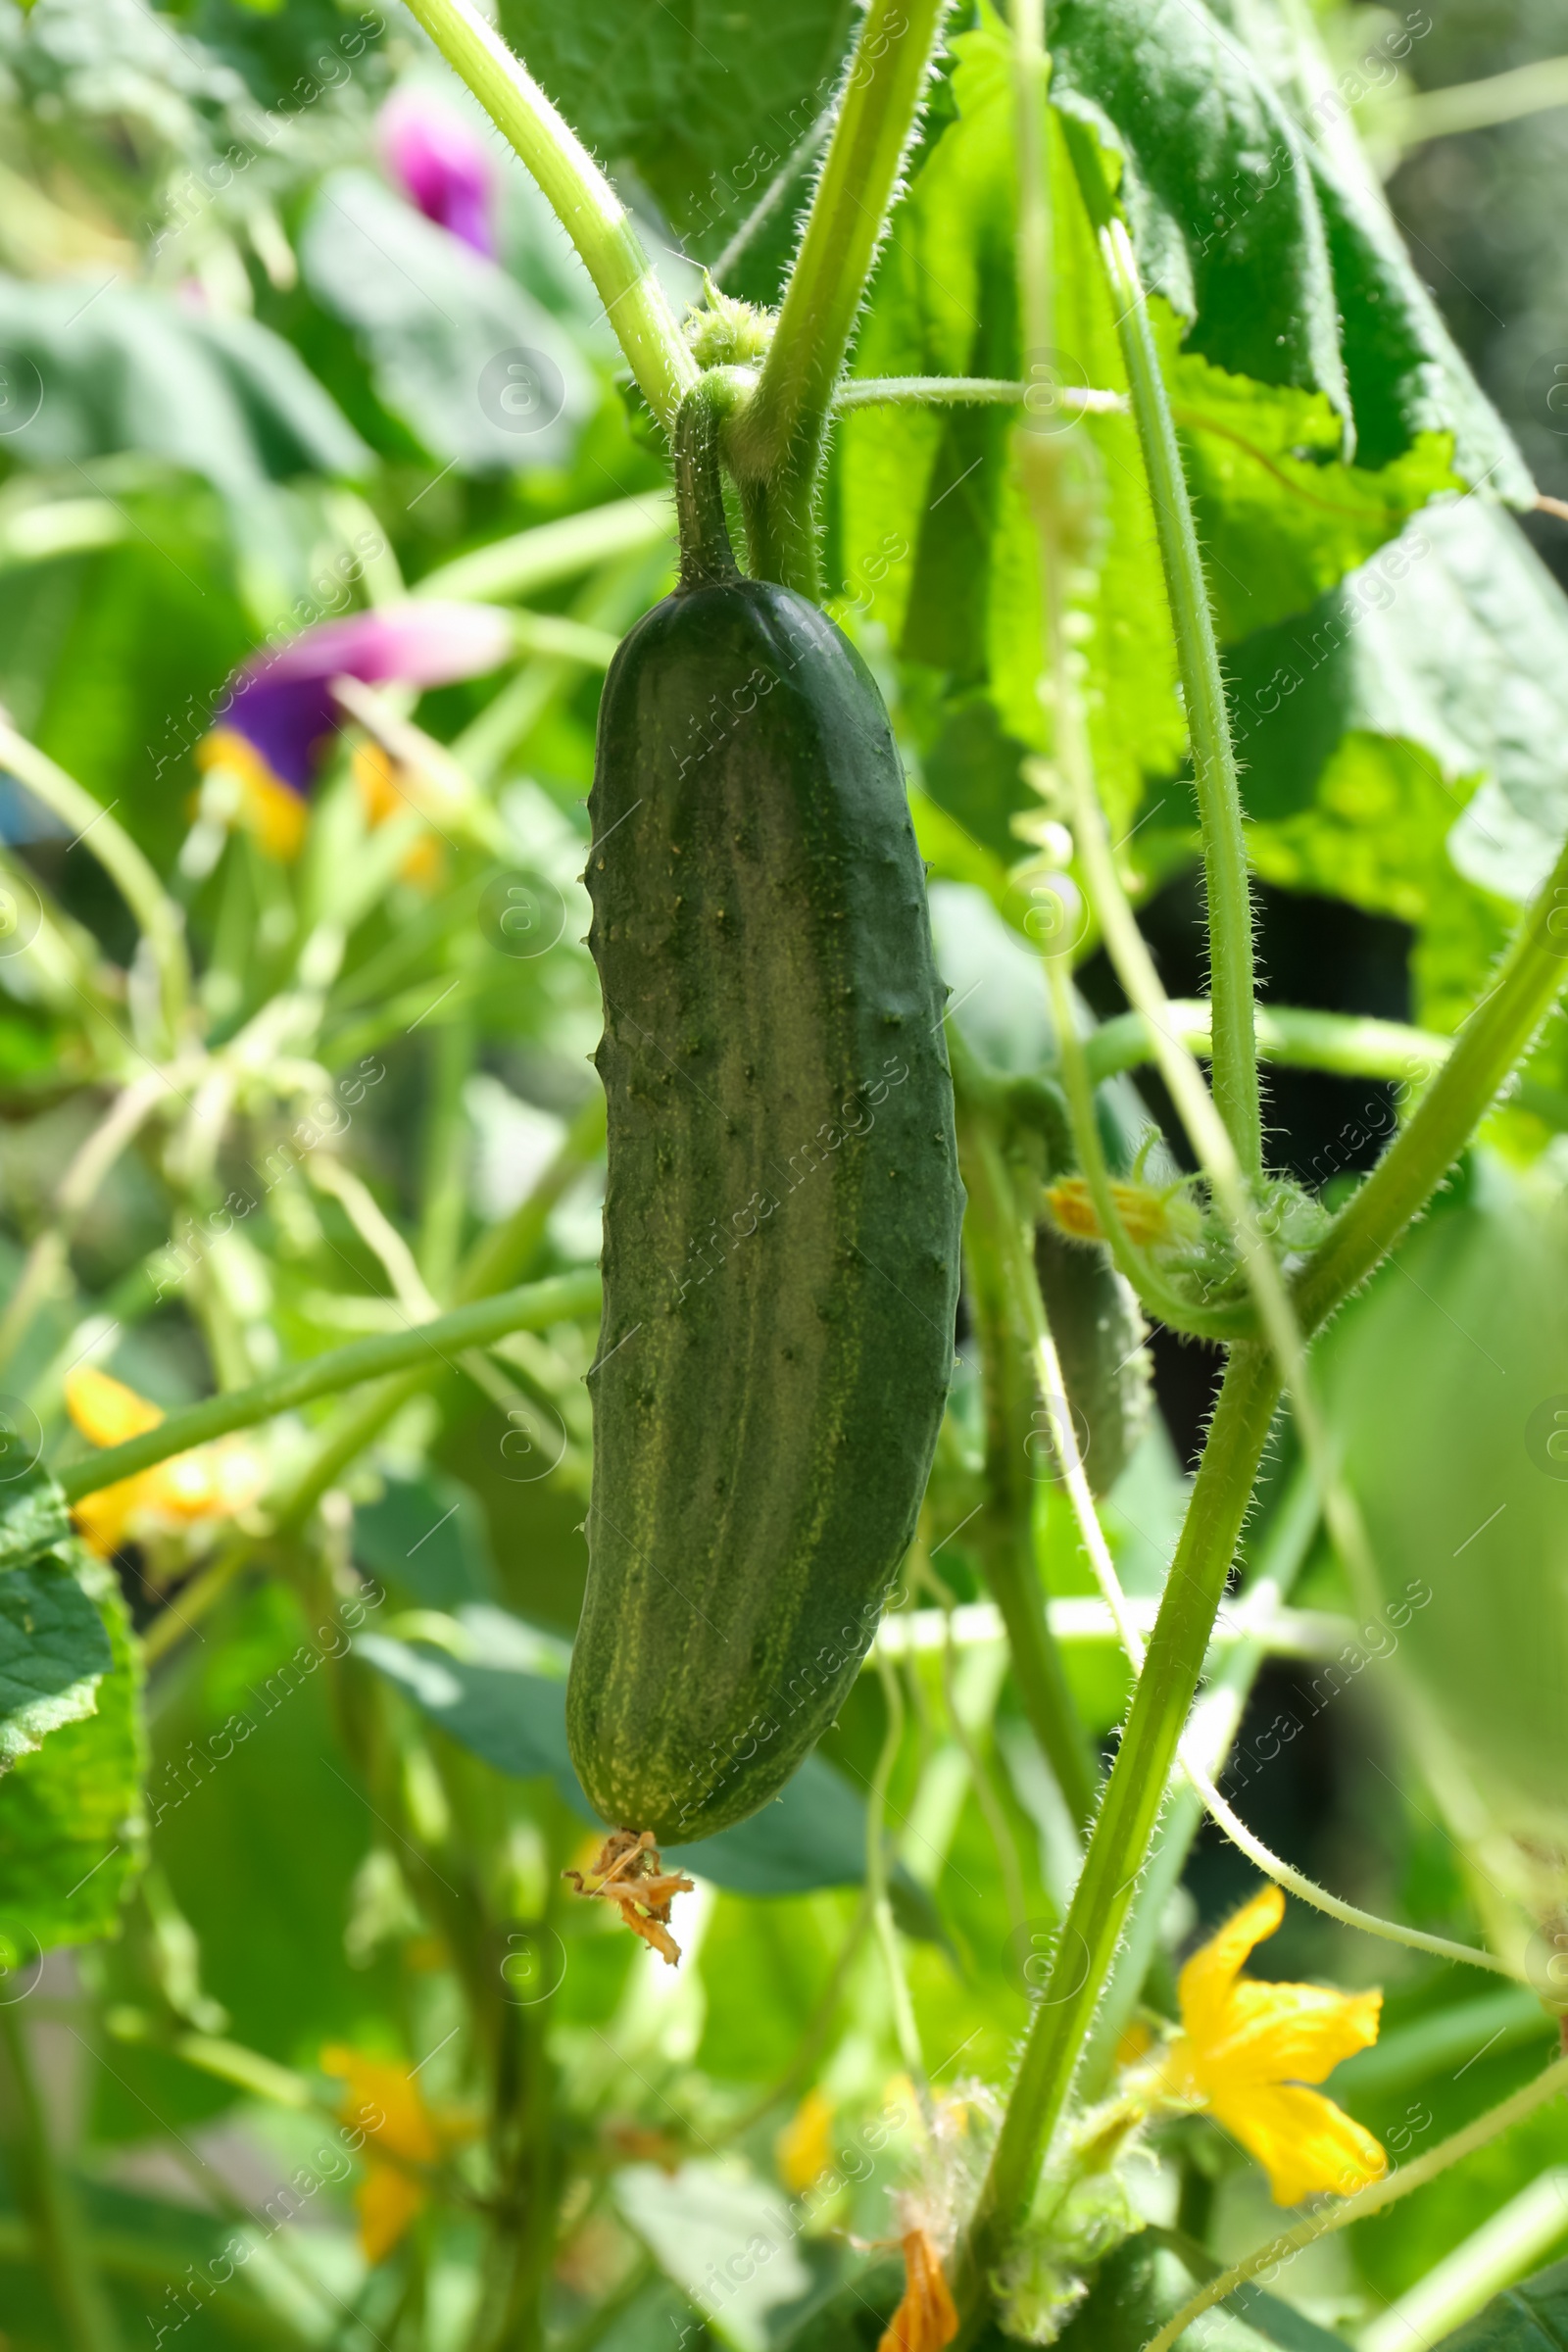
[1228,500,1568,1025]
[357,1617,933,1907]
[352,1472,499,1609]
[299,172,594,473]
[1431,2256,1568,2352]
[0,274,369,497]
[0,1548,145,1951]
[612,2157,893,2351]
[0,1468,71,1574]
[0,1557,113,1771]
[1175,359,1462,642]
[1049,0,1529,491]
[492,0,857,259]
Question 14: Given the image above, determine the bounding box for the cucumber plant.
[5,0,1568,2346]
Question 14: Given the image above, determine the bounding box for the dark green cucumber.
[566,384,963,1845]
[1033,1223,1152,1498]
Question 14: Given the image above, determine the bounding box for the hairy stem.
[57,1270,600,1502]
[732,0,951,593]
[1085,1002,1452,1091]
[395,0,698,429]
[953,1345,1281,2336]
[1073,153,1262,1177]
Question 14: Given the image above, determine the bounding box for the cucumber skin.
[568,577,963,1844]
[1033,1225,1152,1498]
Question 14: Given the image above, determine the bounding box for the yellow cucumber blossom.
[1149,1885,1387,2205]
[1043,1175,1201,1254]
[65,1367,264,1560]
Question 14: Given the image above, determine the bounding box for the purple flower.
[379,87,497,259]
[199,602,512,858]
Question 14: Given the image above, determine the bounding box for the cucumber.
[567,383,963,1845]
[1033,1222,1151,1498]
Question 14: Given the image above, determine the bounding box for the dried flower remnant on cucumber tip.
[564,1829,696,1966]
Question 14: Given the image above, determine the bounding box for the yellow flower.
[1155,1885,1387,2206]
[65,1367,264,1559]
[321,2044,478,2265]
[777,2087,835,2193]
[351,741,448,891]
[195,728,310,860]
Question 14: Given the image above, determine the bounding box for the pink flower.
[378,87,497,259]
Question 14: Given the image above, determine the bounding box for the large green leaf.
[493,0,857,258]
[1228,499,1568,1025]
[836,8,1491,868]
[1048,0,1528,490]
[836,23,1185,838]
[0,275,369,496]
[0,1548,145,1950]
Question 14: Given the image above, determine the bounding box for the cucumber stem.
[734,0,953,596]
[673,376,744,588]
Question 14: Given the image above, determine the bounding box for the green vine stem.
[1298,822,1568,1326]
[1146,2054,1568,2352]
[951,1344,1282,2338]
[395,0,698,431]
[959,1114,1100,1832]
[1068,143,1262,1181]
[415,493,672,605]
[0,717,190,1054]
[1086,1002,1452,1091]
[731,0,952,594]
[56,1269,600,1504]
[1076,1467,1320,2097]
[833,376,1125,413]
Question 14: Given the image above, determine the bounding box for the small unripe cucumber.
[566,385,964,1844]
[1034,1223,1152,1498]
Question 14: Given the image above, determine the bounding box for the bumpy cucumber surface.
[568,555,962,1844]
[1034,1223,1152,1498]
